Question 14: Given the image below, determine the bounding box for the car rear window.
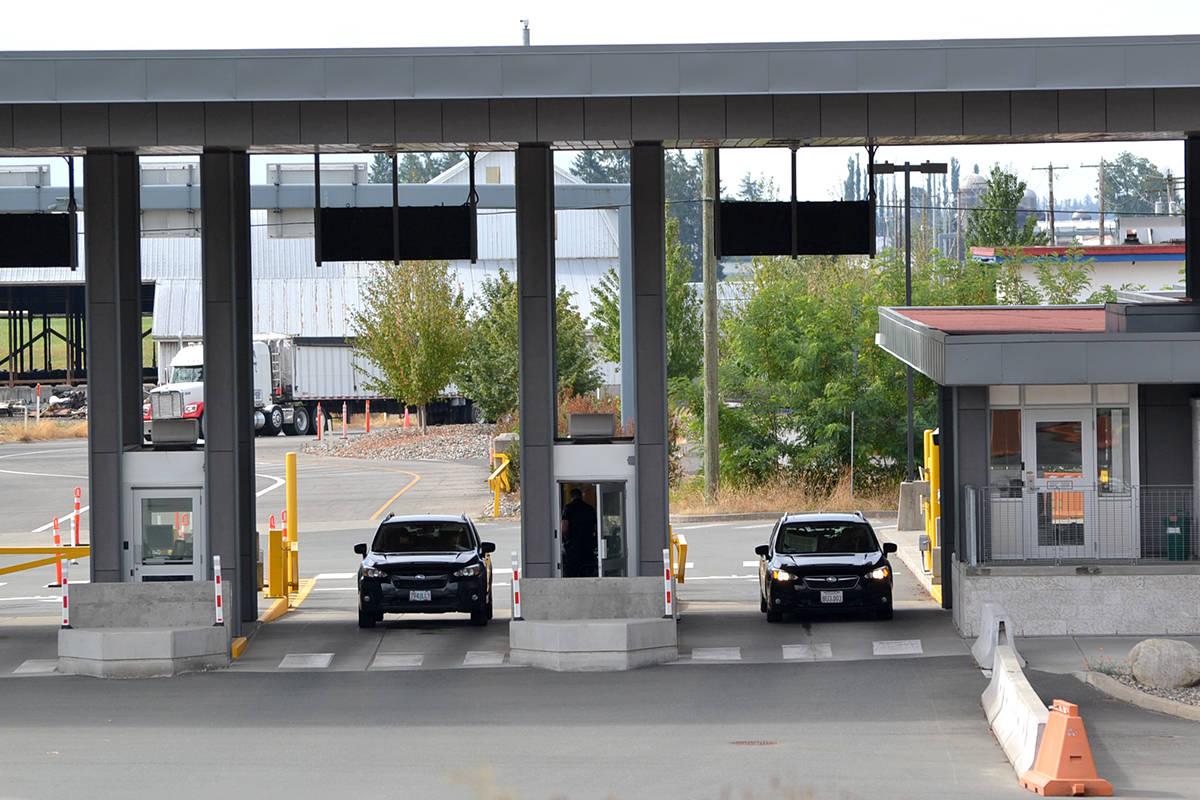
[775,522,878,555]
[372,522,475,553]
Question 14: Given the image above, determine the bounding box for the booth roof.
[899,307,1107,335]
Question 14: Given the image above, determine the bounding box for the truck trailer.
[144,334,384,441]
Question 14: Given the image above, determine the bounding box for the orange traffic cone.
[1020,699,1112,796]
[403,407,410,428]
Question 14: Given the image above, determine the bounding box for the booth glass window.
[1096,408,1131,494]
[989,409,1022,497]
[140,497,195,565]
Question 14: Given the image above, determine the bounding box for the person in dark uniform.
[561,487,598,577]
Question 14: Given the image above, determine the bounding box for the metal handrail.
[488,453,511,517]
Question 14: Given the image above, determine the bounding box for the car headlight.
[184,403,201,415]
[360,565,387,579]
[868,565,890,581]
[454,564,483,577]
[770,569,794,582]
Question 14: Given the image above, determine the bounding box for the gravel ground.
[1105,672,1200,706]
[304,423,497,463]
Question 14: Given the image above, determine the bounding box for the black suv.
[354,513,495,628]
[755,511,898,622]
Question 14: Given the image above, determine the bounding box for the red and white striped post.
[35,382,41,422]
[365,399,371,434]
[51,517,63,588]
[213,555,224,626]
[511,551,523,621]
[281,509,288,543]
[316,402,323,441]
[71,485,81,547]
[341,401,348,439]
[61,558,71,629]
[663,548,673,619]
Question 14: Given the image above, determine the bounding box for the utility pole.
[702,149,719,505]
[872,160,947,482]
[1081,160,1106,244]
[1034,164,1068,245]
[520,19,530,46]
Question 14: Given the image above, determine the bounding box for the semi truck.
[143,333,384,441]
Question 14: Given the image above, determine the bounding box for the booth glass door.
[1023,410,1093,560]
[128,488,205,581]
[597,482,627,577]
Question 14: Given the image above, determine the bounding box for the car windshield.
[372,521,475,553]
[171,365,203,382]
[775,522,878,555]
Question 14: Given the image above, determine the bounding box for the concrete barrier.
[508,577,677,671]
[897,480,930,531]
[971,602,1025,671]
[981,644,1048,778]
[58,582,230,678]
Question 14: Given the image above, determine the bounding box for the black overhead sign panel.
[0,213,75,268]
[318,206,475,263]
[718,200,875,257]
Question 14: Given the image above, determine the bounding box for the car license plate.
[409,590,432,602]
[820,590,843,604]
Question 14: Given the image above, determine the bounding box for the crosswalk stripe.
[278,652,334,669]
[12,659,59,675]
[782,643,833,660]
[315,572,354,580]
[873,639,923,656]
[462,650,505,667]
[690,646,742,661]
[741,560,760,567]
[370,653,423,669]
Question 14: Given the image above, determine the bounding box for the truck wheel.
[263,406,283,436]
[283,405,311,436]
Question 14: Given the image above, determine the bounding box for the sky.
[3,0,1199,209]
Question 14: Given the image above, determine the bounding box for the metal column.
[515,144,557,578]
[618,205,635,432]
[83,152,144,583]
[200,149,256,632]
[1187,135,1198,301]
[630,143,670,577]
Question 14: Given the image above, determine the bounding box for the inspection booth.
[877,302,1200,637]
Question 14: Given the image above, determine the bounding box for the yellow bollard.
[267,527,285,599]
[285,452,298,592]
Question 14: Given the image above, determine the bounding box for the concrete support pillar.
[200,149,256,632]
[630,143,670,576]
[1186,135,1198,301]
[618,205,635,431]
[515,144,557,578]
[83,151,143,583]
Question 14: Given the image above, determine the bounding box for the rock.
[1129,638,1200,689]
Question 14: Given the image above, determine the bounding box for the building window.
[1097,408,1131,494]
[989,409,1022,497]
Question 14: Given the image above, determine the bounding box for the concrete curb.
[1073,670,1200,722]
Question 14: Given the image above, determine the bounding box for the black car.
[354,513,495,628]
[755,511,898,622]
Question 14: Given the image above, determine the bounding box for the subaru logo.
[826,576,837,583]
[416,574,425,580]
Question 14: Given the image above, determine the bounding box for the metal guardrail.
[488,453,511,518]
[963,484,1197,565]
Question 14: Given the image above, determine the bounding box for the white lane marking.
[736,523,773,529]
[0,449,67,460]
[32,506,90,533]
[371,653,424,669]
[492,568,513,576]
[873,639,923,656]
[0,596,60,602]
[13,659,59,675]
[782,643,833,660]
[673,523,724,530]
[255,473,286,498]
[680,575,757,581]
[691,647,742,661]
[313,587,357,592]
[0,469,88,480]
[315,572,354,580]
[494,582,510,587]
[741,560,761,567]
[0,582,6,588]
[462,651,506,667]
[278,653,334,669]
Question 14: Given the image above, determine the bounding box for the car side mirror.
[480,542,496,554]
[353,543,367,557]
[884,542,898,554]
[754,544,769,557]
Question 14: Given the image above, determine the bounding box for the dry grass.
[670,471,897,517]
[0,418,89,443]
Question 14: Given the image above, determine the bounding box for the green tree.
[1102,151,1172,215]
[964,165,1049,248]
[590,214,703,384]
[367,152,464,184]
[456,269,601,422]
[349,260,469,431]
[569,151,628,183]
[737,171,779,201]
